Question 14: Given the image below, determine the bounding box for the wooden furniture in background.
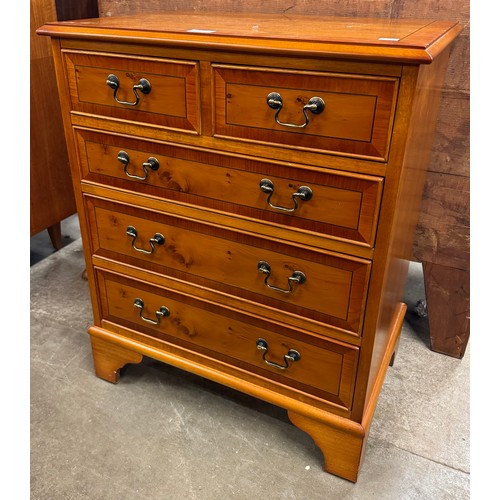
[95,2,470,358]
[30,0,98,248]
[38,12,460,481]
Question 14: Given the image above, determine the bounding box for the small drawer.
[75,128,383,247]
[97,269,358,409]
[213,64,398,160]
[63,50,200,132]
[86,196,371,336]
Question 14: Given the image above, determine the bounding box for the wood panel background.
[30,0,99,247]
[96,1,471,357]
[30,0,76,245]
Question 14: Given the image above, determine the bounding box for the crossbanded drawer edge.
[96,267,359,410]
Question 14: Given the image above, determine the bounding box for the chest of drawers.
[38,12,461,482]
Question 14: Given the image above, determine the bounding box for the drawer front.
[86,196,371,335]
[97,269,358,408]
[214,65,398,160]
[76,129,383,246]
[63,50,200,132]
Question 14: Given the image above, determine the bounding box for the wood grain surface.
[97,0,469,272]
[96,0,469,359]
[86,195,371,335]
[30,0,76,239]
[75,128,383,247]
[39,8,461,481]
[98,270,359,407]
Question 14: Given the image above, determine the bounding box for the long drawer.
[85,195,371,335]
[96,268,359,409]
[63,50,200,132]
[213,64,399,160]
[75,128,383,247]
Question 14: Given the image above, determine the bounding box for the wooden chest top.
[37,11,461,63]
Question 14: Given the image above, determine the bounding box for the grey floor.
[30,215,470,499]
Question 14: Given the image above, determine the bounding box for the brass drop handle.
[257,261,306,294]
[126,226,165,254]
[259,179,313,213]
[134,298,170,325]
[117,150,160,181]
[256,338,300,370]
[106,74,152,106]
[266,92,325,128]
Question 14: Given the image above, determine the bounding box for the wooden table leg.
[422,262,470,358]
[47,222,63,250]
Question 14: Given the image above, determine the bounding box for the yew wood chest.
[38,12,461,481]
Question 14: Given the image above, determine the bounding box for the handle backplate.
[257,260,306,294]
[117,150,160,181]
[256,338,300,370]
[126,225,165,254]
[107,74,152,106]
[134,298,170,325]
[266,92,325,128]
[259,178,313,213]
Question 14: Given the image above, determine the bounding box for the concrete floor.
[30,216,470,499]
